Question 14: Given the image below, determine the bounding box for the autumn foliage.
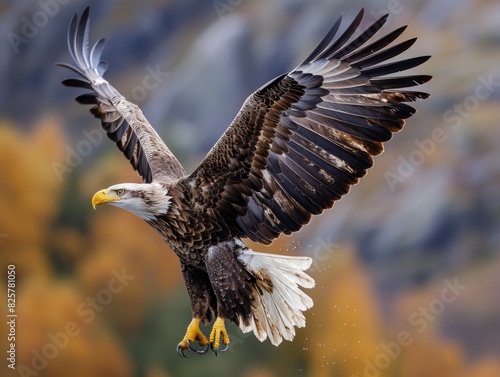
[1,122,499,377]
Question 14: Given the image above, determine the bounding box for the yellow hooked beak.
[91,189,121,209]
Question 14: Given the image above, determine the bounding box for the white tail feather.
[237,250,315,346]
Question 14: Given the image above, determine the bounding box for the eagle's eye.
[116,189,125,196]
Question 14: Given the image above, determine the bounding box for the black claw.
[210,342,229,356]
[210,343,217,356]
[187,340,209,355]
[176,344,188,358]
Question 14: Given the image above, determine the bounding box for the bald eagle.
[58,7,430,356]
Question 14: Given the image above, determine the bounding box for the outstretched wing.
[57,7,185,183]
[189,8,431,244]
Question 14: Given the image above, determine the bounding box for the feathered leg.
[176,263,216,357]
[205,241,257,356]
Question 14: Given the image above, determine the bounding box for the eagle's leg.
[176,318,209,357]
[204,240,258,356]
[209,316,230,356]
[177,263,216,357]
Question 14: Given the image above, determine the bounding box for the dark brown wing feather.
[189,8,431,244]
[57,7,185,183]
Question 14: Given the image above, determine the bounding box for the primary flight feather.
[58,6,431,356]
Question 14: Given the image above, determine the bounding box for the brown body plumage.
[58,7,431,356]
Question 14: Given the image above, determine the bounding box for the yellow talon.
[209,317,230,355]
[177,318,209,357]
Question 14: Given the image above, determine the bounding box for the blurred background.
[1,0,499,376]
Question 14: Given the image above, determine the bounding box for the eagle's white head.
[91,183,172,221]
